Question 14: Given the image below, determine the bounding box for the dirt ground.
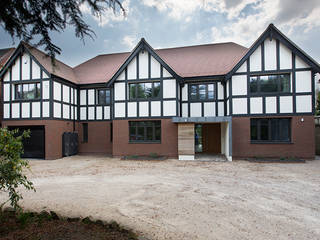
[1,155,319,240]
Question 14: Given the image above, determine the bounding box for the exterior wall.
[2,119,76,160]
[112,118,178,157]
[78,121,112,154]
[232,116,315,159]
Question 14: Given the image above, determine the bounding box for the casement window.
[15,83,41,100]
[129,82,160,100]
[250,118,291,143]
[189,83,214,101]
[82,123,88,143]
[97,89,111,105]
[129,121,161,142]
[250,74,290,94]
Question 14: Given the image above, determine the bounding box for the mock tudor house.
[0,24,319,160]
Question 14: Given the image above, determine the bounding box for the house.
[0,24,319,160]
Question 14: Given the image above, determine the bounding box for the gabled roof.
[0,48,15,69]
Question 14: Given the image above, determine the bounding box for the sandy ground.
[1,155,320,240]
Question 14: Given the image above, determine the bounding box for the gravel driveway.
[1,155,319,240]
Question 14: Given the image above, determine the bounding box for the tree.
[0,128,34,211]
[0,0,125,59]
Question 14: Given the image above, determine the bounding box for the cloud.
[122,35,138,49]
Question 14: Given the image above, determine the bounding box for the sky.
[1,0,320,67]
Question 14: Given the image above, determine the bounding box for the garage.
[9,126,45,159]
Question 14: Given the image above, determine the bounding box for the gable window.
[15,83,41,100]
[97,89,111,105]
[129,82,160,100]
[250,74,290,94]
[250,118,291,143]
[189,83,214,101]
[129,121,161,142]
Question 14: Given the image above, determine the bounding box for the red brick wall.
[112,119,178,157]
[232,116,315,159]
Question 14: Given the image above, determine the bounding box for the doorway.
[195,123,221,154]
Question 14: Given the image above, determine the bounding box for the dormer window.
[189,83,214,101]
[15,83,41,100]
[129,81,160,100]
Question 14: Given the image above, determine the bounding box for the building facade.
[0,24,319,160]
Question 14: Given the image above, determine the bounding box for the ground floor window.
[250,118,291,143]
[129,121,161,142]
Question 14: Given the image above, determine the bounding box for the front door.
[195,124,203,153]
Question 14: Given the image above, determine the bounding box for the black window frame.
[189,83,215,101]
[129,121,161,143]
[14,82,41,100]
[129,81,161,100]
[249,74,290,95]
[96,88,111,105]
[82,123,88,143]
[250,118,291,143]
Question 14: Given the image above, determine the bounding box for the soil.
[0,155,319,240]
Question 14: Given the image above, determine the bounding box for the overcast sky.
[1,0,320,67]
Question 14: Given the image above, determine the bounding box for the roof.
[0,48,15,69]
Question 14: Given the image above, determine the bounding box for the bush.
[0,128,35,211]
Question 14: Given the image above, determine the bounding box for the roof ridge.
[155,42,247,51]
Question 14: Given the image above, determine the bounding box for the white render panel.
[88,89,95,105]
[21,53,31,80]
[71,106,74,119]
[127,57,137,79]
[139,51,148,78]
[232,98,247,114]
[80,107,87,120]
[296,95,312,113]
[217,82,224,100]
[12,103,20,118]
[22,102,30,118]
[227,100,229,115]
[226,81,229,98]
[114,82,125,101]
[42,81,50,99]
[12,58,20,80]
[232,75,247,95]
[80,90,86,105]
[3,84,10,101]
[42,102,50,117]
[265,97,277,114]
[163,68,172,78]
[218,102,224,116]
[74,90,77,106]
[53,81,61,101]
[236,61,247,73]
[128,102,137,117]
[296,55,309,68]
[117,71,125,81]
[104,106,110,119]
[88,106,95,120]
[182,103,188,117]
[63,85,70,103]
[139,101,149,117]
[204,102,215,117]
[264,39,277,70]
[296,71,311,93]
[4,104,10,118]
[163,100,176,116]
[32,59,41,79]
[96,106,102,119]
[43,71,49,79]
[62,104,69,119]
[182,84,188,101]
[163,79,176,98]
[53,102,61,118]
[151,101,161,116]
[250,97,263,114]
[74,106,78,120]
[150,55,161,78]
[279,43,292,69]
[280,96,293,113]
[71,88,74,104]
[115,102,125,118]
[190,103,202,117]
[250,45,261,71]
[3,71,10,82]
[32,102,41,118]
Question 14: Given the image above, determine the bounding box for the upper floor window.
[129,121,161,142]
[97,89,111,105]
[15,83,41,100]
[129,82,160,100]
[250,74,290,94]
[189,83,214,101]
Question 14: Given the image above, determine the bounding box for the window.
[15,83,41,100]
[250,74,290,94]
[97,89,111,105]
[189,83,214,101]
[129,82,160,100]
[82,123,88,143]
[129,121,161,142]
[250,118,291,142]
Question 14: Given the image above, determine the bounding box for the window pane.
[260,75,278,92]
[279,75,290,92]
[98,90,106,105]
[207,84,214,99]
[153,82,160,98]
[130,84,137,99]
[250,119,258,141]
[279,119,290,141]
[250,77,258,93]
[137,126,145,140]
[105,90,110,104]
[190,85,197,100]
[271,119,279,141]
[146,126,153,141]
[137,83,145,98]
[260,119,269,140]
[155,126,161,141]
[199,85,206,100]
[129,126,136,141]
[145,83,152,98]
[15,84,22,99]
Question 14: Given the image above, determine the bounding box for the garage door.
[9,126,45,159]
